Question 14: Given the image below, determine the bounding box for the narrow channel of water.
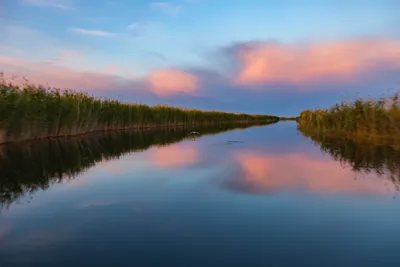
[1,121,400,267]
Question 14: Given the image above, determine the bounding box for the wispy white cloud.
[150,2,182,16]
[70,28,115,37]
[44,49,82,64]
[126,21,157,37]
[21,0,72,9]
[127,22,141,31]
[0,24,87,65]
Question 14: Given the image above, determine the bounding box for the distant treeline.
[300,131,400,191]
[0,123,274,210]
[278,116,298,121]
[297,92,400,140]
[0,77,279,144]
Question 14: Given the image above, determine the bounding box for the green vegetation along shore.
[297,92,400,141]
[0,79,279,144]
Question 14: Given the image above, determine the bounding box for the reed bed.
[0,78,279,144]
[297,92,400,140]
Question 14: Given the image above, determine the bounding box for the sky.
[1,0,400,116]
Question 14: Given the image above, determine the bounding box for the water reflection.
[149,143,200,168]
[2,121,399,211]
[215,126,400,196]
[301,133,400,191]
[0,123,273,210]
[2,122,400,267]
[223,151,398,195]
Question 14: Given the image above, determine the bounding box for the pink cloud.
[104,64,120,75]
[233,151,397,195]
[0,56,201,97]
[149,143,199,168]
[233,39,400,86]
[147,68,200,96]
[0,56,119,91]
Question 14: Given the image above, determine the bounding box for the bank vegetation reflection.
[0,123,271,210]
[224,133,400,196]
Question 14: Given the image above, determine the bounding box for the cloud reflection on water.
[149,143,200,168]
[218,150,398,196]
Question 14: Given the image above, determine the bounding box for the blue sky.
[1,0,400,116]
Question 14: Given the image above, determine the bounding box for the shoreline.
[0,80,282,145]
[0,119,279,146]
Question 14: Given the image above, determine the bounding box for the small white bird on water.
[189,131,200,135]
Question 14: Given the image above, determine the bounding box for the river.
[1,121,400,267]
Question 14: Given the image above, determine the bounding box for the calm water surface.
[1,122,400,267]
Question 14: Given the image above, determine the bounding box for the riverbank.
[0,80,279,144]
[297,92,400,141]
[276,116,298,121]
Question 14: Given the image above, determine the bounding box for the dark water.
[1,122,400,267]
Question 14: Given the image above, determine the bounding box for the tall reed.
[0,77,279,144]
[297,92,400,139]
